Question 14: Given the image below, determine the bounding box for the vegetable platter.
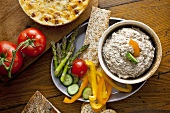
[51,18,146,103]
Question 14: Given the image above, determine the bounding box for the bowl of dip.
[98,20,162,84]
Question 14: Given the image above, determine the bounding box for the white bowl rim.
[98,20,162,84]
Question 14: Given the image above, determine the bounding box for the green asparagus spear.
[50,41,58,69]
[54,27,79,77]
[59,28,79,80]
[70,44,90,64]
[56,43,62,63]
[66,27,79,53]
[54,44,74,77]
[60,44,75,82]
[60,62,69,82]
[61,36,67,60]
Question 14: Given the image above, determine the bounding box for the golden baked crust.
[19,0,90,26]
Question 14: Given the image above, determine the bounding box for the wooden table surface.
[0,0,170,113]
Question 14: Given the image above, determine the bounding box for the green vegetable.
[72,75,79,84]
[60,28,80,80]
[51,26,90,88]
[54,48,73,77]
[82,87,92,100]
[66,27,79,53]
[70,44,90,65]
[56,43,62,63]
[61,74,73,86]
[51,41,58,69]
[126,52,138,64]
[60,44,74,80]
[67,84,79,96]
[61,36,67,60]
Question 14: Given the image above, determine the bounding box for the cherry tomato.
[71,59,88,77]
[0,41,23,75]
[18,28,46,56]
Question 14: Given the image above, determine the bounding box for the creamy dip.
[103,27,155,79]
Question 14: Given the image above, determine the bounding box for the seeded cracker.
[81,103,106,113]
[22,91,60,113]
[80,6,111,66]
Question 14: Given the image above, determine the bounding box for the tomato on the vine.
[18,28,46,57]
[0,41,23,75]
[71,59,88,77]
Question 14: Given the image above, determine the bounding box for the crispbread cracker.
[101,109,117,113]
[80,6,111,66]
[81,103,106,113]
[19,0,90,26]
[22,91,60,113]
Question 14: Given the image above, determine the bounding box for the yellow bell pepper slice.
[90,100,103,112]
[85,60,97,101]
[101,70,132,92]
[96,71,107,98]
[102,80,108,99]
[87,70,92,85]
[97,76,112,105]
[102,81,112,104]
[63,74,88,103]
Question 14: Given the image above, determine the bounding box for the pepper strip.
[129,38,140,57]
[96,71,107,98]
[101,70,132,92]
[97,75,101,84]
[87,70,92,85]
[97,76,112,105]
[63,74,88,103]
[85,60,97,101]
[90,101,103,112]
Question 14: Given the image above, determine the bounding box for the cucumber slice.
[72,75,80,84]
[126,52,138,64]
[61,74,73,86]
[82,87,92,100]
[67,84,79,96]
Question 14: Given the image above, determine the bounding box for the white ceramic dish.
[98,20,162,84]
[51,18,146,102]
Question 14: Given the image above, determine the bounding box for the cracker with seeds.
[80,6,111,66]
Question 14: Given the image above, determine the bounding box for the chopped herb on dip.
[126,52,138,64]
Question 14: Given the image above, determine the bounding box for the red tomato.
[18,28,46,56]
[71,59,88,77]
[0,41,23,75]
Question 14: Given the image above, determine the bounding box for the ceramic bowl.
[98,20,162,84]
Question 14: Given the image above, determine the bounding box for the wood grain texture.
[0,0,170,113]
[106,0,170,112]
[99,0,141,8]
[0,0,98,80]
[108,0,170,74]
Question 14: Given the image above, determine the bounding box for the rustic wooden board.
[0,0,98,78]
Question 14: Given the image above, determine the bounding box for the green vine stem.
[3,39,33,78]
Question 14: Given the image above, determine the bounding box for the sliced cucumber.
[67,84,79,96]
[126,52,138,64]
[82,87,92,100]
[72,75,80,84]
[60,74,73,86]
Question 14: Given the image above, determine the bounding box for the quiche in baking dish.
[19,0,90,26]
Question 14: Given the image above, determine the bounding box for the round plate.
[51,17,146,102]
